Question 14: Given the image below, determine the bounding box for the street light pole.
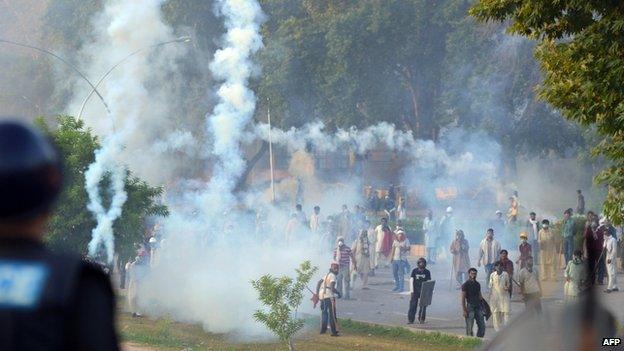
[267,99,276,204]
[77,36,191,121]
[0,38,111,114]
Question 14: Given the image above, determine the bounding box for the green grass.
[340,319,483,349]
[119,313,481,351]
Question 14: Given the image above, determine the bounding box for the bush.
[551,215,586,252]
[251,261,318,351]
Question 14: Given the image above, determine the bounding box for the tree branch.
[234,141,269,193]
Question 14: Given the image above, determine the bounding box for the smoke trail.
[252,121,414,153]
[252,121,498,184]
[80,0,182,261]
[200,0,264,216]
[85,136,127,261]
[74,0,501,338]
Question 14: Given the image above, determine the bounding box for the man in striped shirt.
[334,237,357,299]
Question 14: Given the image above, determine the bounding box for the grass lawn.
[119,313,481,351]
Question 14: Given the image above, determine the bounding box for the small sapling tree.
[251,261,318,351]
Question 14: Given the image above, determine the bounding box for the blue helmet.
[0,119,62,219]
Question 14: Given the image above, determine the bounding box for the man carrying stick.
[319,262,341,336]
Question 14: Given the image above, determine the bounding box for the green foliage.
[470,1,624,223]
[443,19,584,162]
[550,215,586,252]
[120,312,481,350]
[339,319,483,348]
[6,0,589,172]
[257,0,458,138]
[251,261,318,349]
[36,116,167,262]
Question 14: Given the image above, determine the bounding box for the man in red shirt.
[499,249,514,297]
[517,232,532,269]
[334,237,357,299]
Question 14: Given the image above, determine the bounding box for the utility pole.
[267,99,276,203]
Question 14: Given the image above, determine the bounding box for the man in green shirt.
[562,209,575,265]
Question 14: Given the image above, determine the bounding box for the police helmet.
[0,119,62,220]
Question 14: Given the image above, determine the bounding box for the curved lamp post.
[77,36,191,120]
[0,38,111,114]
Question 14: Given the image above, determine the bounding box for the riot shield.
[419,280,436,306]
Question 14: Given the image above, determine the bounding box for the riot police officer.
[0,119,120,350]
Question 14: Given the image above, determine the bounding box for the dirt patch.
[122,342,154,351]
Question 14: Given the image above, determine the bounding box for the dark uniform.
[407,266,431,323]
[0,120,120,350]
[0,238,119,350]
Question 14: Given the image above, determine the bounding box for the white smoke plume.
[71,0,191,185]
[78,0,185,261]
[252,121,498,189]
[252,121,414,153]
[199,0,264,216]
[68,0,507,339]
[85,135,126,261]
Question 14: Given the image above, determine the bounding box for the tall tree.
[471,1,624,222]
[37,116,168,263]
[442,17,584,174]
[257,0,459,139]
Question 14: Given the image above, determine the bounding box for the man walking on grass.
[319,262,341,336]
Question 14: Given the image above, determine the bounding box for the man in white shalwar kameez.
[423,209,437,264]
[564,250,588,302]
[488,261,511,331]
[366,220,377,274]
[375,217,389,268]
[603,224,619,293]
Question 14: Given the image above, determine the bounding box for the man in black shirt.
[407,257,431,324]
[462,267,486,337]
[0,120,120,351]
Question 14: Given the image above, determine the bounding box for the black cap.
[0,120,63,220]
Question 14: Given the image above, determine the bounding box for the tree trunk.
[288,338,295,351]
[406,81,419,137]
[234,141,269,193]
[399,65,420,138]
[502,144,518,180]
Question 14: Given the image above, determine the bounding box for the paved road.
[337,254,623,339]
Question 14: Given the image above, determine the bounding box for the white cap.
[446,206,453,213]
[330,261,339,267]
[495,210,502,215]
[149,237,157,243]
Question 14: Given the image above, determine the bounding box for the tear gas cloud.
[82,0,180,261]
[70,0,508,333]
[61,0,597,340]
[70,0,194,186]
[198,0,264,219]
